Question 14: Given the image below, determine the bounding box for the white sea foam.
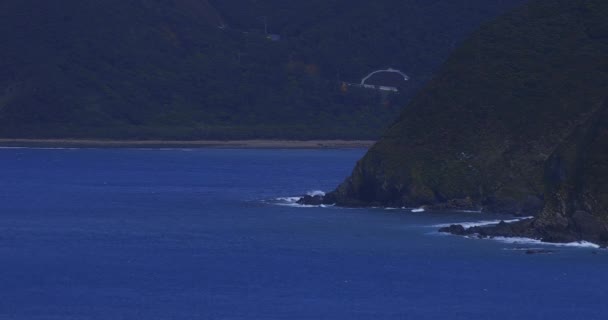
[433,217,533,228]
[272,200,316,208]
[486,237,601,249]
[272,197,308,207]
[275,196,301,203]
[454,210,483,213]
[380,207,425,212]
[433,217,600,249]
[0,146,80,150]
[307,190,326,197]
[266,190,329,208]
[269,193,333,208]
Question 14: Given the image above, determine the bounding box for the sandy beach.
[0,139,375,149]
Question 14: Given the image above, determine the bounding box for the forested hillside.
[317,0,608,245]
[0,0,527,140]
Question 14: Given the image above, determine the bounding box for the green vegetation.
[326,0,608,244]
[0,0,525,140]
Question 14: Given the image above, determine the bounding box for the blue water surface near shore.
[0,148,606,320]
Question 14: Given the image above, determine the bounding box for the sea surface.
[0,148,606,320]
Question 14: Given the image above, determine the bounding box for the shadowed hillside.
[0,0,527,140]
[317,0,608,245]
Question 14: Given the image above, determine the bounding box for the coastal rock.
[438,224,467,235]
[297,195,325,206]
[324,0,608,246]
[439,219,537,239]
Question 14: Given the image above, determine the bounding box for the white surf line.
[432,217,601,249]
[360,68,409,85]
[306,190,326,197]
[379,207,425,212]
[481,236,601,249]
[274,196,302,203]
[271,197,317,208]
[273,190,326,203]
[0,146,80,150]
[269,190,332,208]
[433,217,534,229]
[453,209,483,213]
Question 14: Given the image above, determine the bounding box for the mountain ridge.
[308,0,608,245]
[0,0,527,140]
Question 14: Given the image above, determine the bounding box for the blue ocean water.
[0,148,606,320]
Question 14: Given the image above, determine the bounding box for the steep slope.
[319,0,608,243]
[0,0,526,140]
[527,100,608,244]
[0,0,240,138]
[213,0,529,83]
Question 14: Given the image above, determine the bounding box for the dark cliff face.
[530,101,608,244]
[324,0,608,240]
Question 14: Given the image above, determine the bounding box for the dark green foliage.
[0,0,525,139]
[530,101,608,244]
[329,0,608,232]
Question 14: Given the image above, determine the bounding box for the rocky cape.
[300,0,608,246]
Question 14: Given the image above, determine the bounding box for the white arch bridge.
[343,68,409,92]
[360,68,409,86]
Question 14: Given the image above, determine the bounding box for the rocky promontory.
[301,0,608,246]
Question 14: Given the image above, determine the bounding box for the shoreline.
[294,193,605,249]
[0,139,375,149]
[437,217,605,249]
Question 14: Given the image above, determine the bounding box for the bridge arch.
[361,68,409,85]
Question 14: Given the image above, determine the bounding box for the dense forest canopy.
[320,0,608,245]
[0,0,527,140]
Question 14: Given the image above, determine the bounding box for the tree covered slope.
[0,0,526,139]
[321,0,608,243]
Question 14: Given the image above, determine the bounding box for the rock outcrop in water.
[304,0,608,245]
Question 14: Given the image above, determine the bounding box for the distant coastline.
[0,139,375,149]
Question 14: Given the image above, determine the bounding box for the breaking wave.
[267,191,333,208]
[486,237,600,249]
[432,217,600,249]
[433,217,533,228]
[306,190,326,197]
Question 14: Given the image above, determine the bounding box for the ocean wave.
[380,207,426,212]
[306,190,326,197]
[486,236,600,249]
[267,194,334,208]
[275,196,302,203]
[0,146,80,150]
[433,217,533,228]
[454,209,483,213]
[271,196,311,208]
